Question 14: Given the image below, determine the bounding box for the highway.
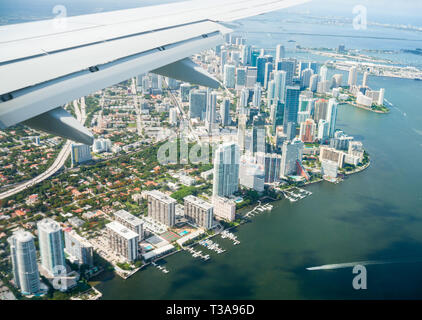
[0,100,86,200]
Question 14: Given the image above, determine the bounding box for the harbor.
[282,187,312,202]
[198,239,226,254]
[184,246,211,261]
[220,230,240,245]
[151,261,169,274]
[244,202,273,218]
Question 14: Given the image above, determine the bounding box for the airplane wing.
[0,0,310,144]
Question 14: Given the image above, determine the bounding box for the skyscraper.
[327,98,338,138]
[213,142,240,197]
[206,91,218,125]
[8,230,40,295]
[275,44,285,62]
[300,68,314,89]
[252,84,262,107]
[264,62,273,89]
[277,59,295,85]
[313,99,329,123]
[319,65,328,82]
[180,83,191,102]
[256,56,267,86]
[299,119,317,143]
[236,67,247,87]
[317,119,330,142]
[274,70,287,103]
[362,71,369,87]
[283,86,300,132]
[237,114,247,154]
[348,66,358,87]
[146,190,177,227]
[71,143,91,166]
[189,89,207,120]
[280,139,304,178]
[37,218,66,276]
[221,98,231,126]
[224,64,236,88]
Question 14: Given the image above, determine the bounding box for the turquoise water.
[2,0,422,300]
[96,75,422,299]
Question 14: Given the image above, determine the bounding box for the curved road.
[0,100,86,200]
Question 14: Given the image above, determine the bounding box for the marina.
[198,239,226,254]
[244,202,273,218]
[282,187,312,202]
[151,261,169,274]
[185,246,211,261]
[220,230,240,245]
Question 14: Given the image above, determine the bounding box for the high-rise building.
[298,61,310,77]
[275,44,285,62]
[236,67,247,87]
[241,44,252,65]
[256,152,281,183]
[317,119,330,142]
[189,89,207,120]
[237,114,247,154]
[239,157,265,192]
[8,230,40,295]
[106,221,139,262]
[146,190,177,227]
[183,195,214,230]
[71,143,92,166]
[309,74,319,92]
[221,98,231,126]
[280,139,304,178]
[212,196,236,222]
[64,229,94,267]
[378,88,385,105]
[114,209,144,239]
[252,84,262,107]
[277,58,295,85]
[249,126,266,155]
[239,88,249,107]
[169,107,178,125]
[300,68,314,89]
[223,64,236,88]
[37,218,66,276]
[362,71,369,87]
[274,70,287,103]
[283,86,300,131]
[327,98,338,138]
[213,142,240,197]
[348,66,358,87]
[246,67,258,88]
[313,99,329,123]
[180,83,191,102]
[206,91,218,125]
[299,119,317,143]
[256,56,267,86]
[264,62,273,89]
[92,138,112,153]
[319,65,328,82]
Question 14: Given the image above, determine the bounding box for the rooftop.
[184,195,213,210]
[106,221,138,240]
[146,190,177,204]
[114,209,143,227]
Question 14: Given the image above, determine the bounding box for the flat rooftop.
[114,209,143,226]
[106,221,138,240]
[184,195,213,210]
[146,190,177,204]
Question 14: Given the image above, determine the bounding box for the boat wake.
[306,258,422,271]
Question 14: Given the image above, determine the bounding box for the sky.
[0,0,421,27]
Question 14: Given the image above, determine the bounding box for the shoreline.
[101,157,371,285]
[341,101,389,114]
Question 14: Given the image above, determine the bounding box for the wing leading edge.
[0,0,310,144]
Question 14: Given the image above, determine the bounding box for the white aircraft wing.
[0,0,310,144]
